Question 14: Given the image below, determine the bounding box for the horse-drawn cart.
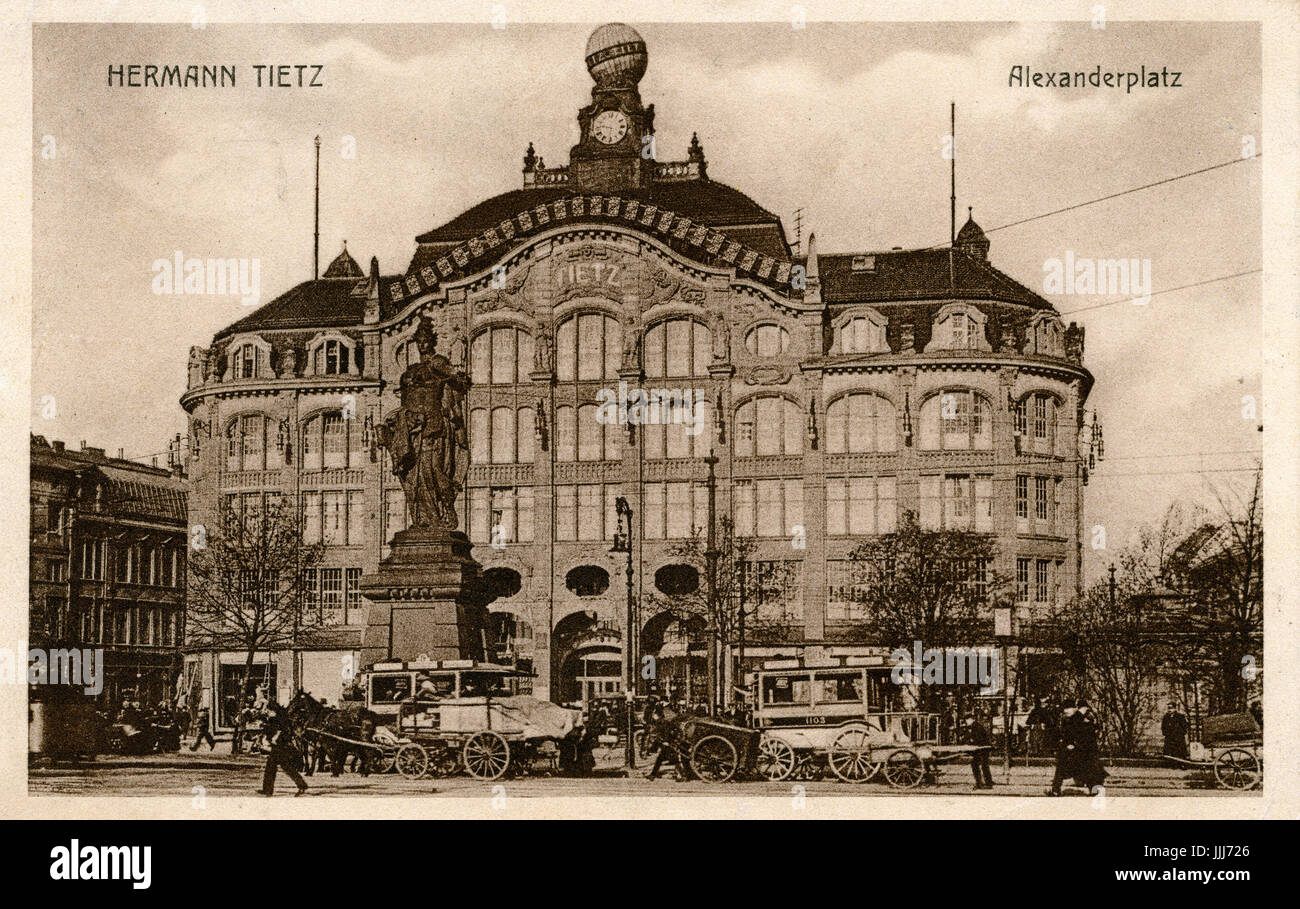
[390,695,585,781]
[1165,712,1262,790]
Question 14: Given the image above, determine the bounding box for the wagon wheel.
[827,726,883,784]
[884,748,925,789]
[690,735,739,783]
[374,746,397,775]
[1213,748,1261,790]
[757,734,797,782]
[395,743,429,779]
[463,731,511,780]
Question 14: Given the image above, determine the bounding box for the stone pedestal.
[359,527,494,669]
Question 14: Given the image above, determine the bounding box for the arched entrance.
[552,610,624,705]
[641,610,707,706]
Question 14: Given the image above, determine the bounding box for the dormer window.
[229,342,267,379]
[926,303,989,353]
[315,339,350,375]
[308,335,358,377]
[851,255,876,272]
[840,314,887,354]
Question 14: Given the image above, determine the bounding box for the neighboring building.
[180,24,1093,707]
[30,435,187,707]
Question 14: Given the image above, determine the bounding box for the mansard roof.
[817,248,1055,311]
[213,274,399,340]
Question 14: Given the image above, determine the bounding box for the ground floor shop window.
[217,663,276,728]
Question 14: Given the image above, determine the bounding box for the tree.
[186,498,325,704]
[1049,577,1165,756]
[1169,468,1263,713]
[648,517,798,705]
[845,511,1009,710]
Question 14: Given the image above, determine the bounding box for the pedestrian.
[1161,701,1189,759]
[644,707,682,781]
[189,706,216,751]
[258,701,308,796]
[960,715,994,789]
[231,699,252,755]
[1073,699,1108,792]
[1249,700,1263,730]
[1046,699,1078,796]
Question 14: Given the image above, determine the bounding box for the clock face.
[591,110,629,145]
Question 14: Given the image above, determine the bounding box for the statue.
[376,316,470,531]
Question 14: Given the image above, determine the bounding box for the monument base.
[358,526,494,669]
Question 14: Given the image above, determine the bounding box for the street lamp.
[993,604,1014,781]
[610,496,636,769]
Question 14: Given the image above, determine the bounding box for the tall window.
[1035,560,1051,604]
[554,484,618,542]
[734,478,803,538]
[1016,557,1031,604]
[840,316,886,354]
[301,411,363,470]
[735,396,803,457]
[744,324,790,358]
[825,394,897,453]
[826,477,896,535]
[919,390,992,450]
[226,414,280,471]
[300,489,365,545]
[471,326,534,385]
[643,482,708,539]
[645,318,711,377]
[555,404,622,462]
[919,474,992,531]
[643,398,713,459]
[469,486,535,545]
[1016,393,1056,454]
[827,560,871,622]
[470,406,535,464]
[555,314,620,382]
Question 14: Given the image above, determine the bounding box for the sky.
[31,21,1262,580]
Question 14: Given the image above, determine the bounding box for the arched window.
[919,390,993,450]
[734,396,803,457]
[555,404,622,462]
[744,324,790,357]
[470,325,534,385]
[1027,315,1064,357]
[839,315,887,354]
[555,313,620,382]
[312,339,352,376]
[1015,392,1057,454]
[393,339,420,374]
[231,343,263,379]
[225,414,279,471]
[301,410,364,470]
[644,318,711,377]
[643,397,712,459]
[825,394,897,453]
[470,405,536,464]
[566,566,610,597]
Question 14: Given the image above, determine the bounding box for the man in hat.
[258,701,308,796]
[1161,701,1189,759]
[1046,699,1079,795]
[960,714,994,789]
[1073,699,1108,792]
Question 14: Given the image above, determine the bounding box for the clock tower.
[569,23,656,192]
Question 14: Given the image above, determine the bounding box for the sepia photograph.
[5,2,1296,858]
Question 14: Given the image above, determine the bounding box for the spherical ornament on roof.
[585,23,647,87]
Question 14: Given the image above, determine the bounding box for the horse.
[287,690,382,777]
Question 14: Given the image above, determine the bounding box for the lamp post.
[704,455,719,715]
[611,496,636,769]
[993,604,1014,781]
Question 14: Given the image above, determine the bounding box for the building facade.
[180,24,1093,708]
[30,435,187,707]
